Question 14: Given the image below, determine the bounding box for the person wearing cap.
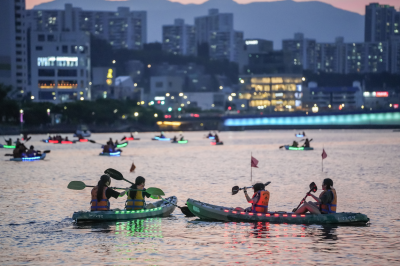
[295,178,337,214]
[91,175,129,211]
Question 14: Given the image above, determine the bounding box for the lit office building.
[282,33,317,71]
[237,39,273,74]
[26,4,146,50]
[162,19,196,56]
[195,9,243,62]
[29,31,91,102]
[389,37,400,74]
[365,3,400,42]
[238,74,303,112]
[0,0,28,98]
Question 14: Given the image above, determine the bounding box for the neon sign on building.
[37,57,78,67]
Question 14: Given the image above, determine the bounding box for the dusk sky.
[25,0,400,15]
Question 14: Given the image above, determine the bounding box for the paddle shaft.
[293,188,315,212]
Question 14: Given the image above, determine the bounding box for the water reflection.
[115,218,163,238]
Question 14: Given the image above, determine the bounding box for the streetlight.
[154,113,158,117]
[47,109,50,116]
[134,112,139,117]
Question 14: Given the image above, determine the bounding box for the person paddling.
[214,133,220,143]
[303,138,310,148]
[295,178,337,215]
[179,134,184,141]
[26,145,37,157]
[172,136,177,142]
[234,183,270,213]
[5,138,13,146]
[291,140,299,147]
[125,176,160,210]
[91,175,129,211]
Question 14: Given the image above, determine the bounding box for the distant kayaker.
[214,134,220,143]
[115,140,119,146]
[13,144,21,158]
[27,145,36,157]
[207,132,213,137]
[179,134,184,141]
[172,136,177,142]
[15,138,21,146]
[234,183,270,213]
[295,178,337,215]
[5,138,13,146]
[302,131,306,136]
[91,175,129,211]
[125,176,160,210]
[159,132,165,138]
[291,140,299,147]
[303,138,310,148]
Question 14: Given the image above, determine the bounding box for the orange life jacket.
[251,190,270,213]
[91,186,110,211]
[320,188,337,214]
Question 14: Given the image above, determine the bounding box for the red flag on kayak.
[251,156,259,168]
[130,162,136,172]
[322,149,327,160]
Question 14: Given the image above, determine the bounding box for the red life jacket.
[91,186,110,211]
[251,190,270,213]
[320,188,337,214]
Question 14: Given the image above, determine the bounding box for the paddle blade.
[67,181,86,190]
[309,182,317,193]
[43,150,51,153]
[232,186,240,195]
[104,168,124,180]
[25,136,31,142]
[180,206,195,217]
[265,181,271,187]
[146,187,165,196]
[89,140,96,143]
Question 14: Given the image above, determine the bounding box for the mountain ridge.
[32,0,364,49]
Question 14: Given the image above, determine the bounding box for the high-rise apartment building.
[194,9,243,62]
[162,19,196,56]
[0,0,28,98]
[344,42,389,73]
[26,4,146,50]
[365,3,400,42]
[315,37,346,73]
[282,33,317,71]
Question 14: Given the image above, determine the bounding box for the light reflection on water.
[1,130,400,265]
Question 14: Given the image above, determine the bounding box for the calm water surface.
[1,130,400,265]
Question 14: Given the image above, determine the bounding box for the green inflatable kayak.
[72,196,177,222]
[284,145,314,151]
[186,198,369,225]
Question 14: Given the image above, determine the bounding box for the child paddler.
[91,175,129,211]
[125,176,160,210]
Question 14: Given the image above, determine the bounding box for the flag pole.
[322,145,324,172]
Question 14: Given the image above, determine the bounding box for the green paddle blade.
[104,168,124,180]
[146,187,165,196]
[67,181,86,190]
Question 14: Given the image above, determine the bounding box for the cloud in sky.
[26,0,400,15]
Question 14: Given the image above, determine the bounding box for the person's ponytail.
[97,175,110,201]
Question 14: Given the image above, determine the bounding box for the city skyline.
[26,0,400,15]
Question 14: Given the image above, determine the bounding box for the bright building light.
[80,97,84,101]
[219,86,223,90]
[31,96,35,99]
[240,80,244,84]
[134,112,139,117]
[179,93,183,96]
[112,60,116,64]
[166,93,170,97]
[154,113,158,117]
